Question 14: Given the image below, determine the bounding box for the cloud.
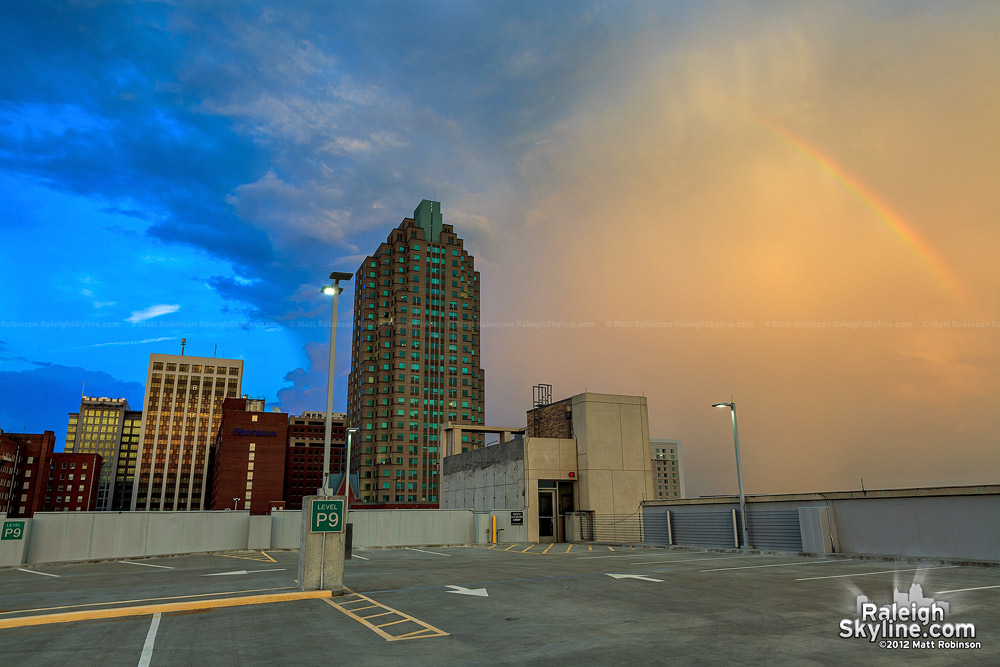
[126,304,180,323]
[276,341,332,415]
[83,336,178,349]
[0,362,144,439]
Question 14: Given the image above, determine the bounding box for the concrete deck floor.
[1,544,997,666]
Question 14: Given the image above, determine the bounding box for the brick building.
[0,430,56,517]
[44,453,102,512]
[526,397,574,439]
[208,397,288,514]
[347,199,485,505]
[284,411,346,510]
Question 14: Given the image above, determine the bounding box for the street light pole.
[712,401,749,549]
[233,497,240,511]
[320,271,354,496]
[345,427,358,497]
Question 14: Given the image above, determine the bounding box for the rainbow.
[747,110,965,300]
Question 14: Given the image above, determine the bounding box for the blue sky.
[2,1,998,496]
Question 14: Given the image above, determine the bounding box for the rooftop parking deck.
[2,544,998,665]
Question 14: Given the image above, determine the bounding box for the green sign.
[1,520,25,541]
[310,499,345,533]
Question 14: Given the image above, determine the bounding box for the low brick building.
[284,411,346,510]
[44,453,103,512]
[209,398,288,515]
[0,430,57,517]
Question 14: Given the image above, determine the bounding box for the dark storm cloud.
[0,362,145,437]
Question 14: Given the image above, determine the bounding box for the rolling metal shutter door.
[747,510,802,551]
[671,511,737,548]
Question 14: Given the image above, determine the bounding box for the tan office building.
[65,396,142,511]
[651,438,686,500]
[131,353,243,511]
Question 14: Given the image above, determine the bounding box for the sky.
[1,1,998,498]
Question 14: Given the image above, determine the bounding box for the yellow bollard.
[491,515,497,544]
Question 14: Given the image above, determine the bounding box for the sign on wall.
[310,499,345,533]
[510,511,524,526]
[1,520,25,541]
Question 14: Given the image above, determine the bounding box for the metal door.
[538,489,557,542]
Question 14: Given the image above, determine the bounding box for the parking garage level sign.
[2,520,25,541]
[310,499,345,533]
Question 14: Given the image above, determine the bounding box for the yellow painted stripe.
[488,544,497,549]
[0,591,331,630]
[542,543,554,554]
[588,545,593,551]
[608,546,614,551]
[260,551,278,563]
[565,544,573,553]
[324,589,448,642]
[519,544,534,553]
[503,544,518,552]
[0,587,296,617]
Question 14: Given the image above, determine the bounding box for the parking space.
[1,546,997,665]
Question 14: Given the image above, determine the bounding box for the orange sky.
[458,2,1000,496]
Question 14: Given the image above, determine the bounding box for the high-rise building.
[65,396,142,511]
[132,353,243,511]
[650,438,686,499]
[347,200,485,505]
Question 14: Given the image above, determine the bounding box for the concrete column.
[297,495,345,593]
[500,430,511,443]
[452,427,463,455]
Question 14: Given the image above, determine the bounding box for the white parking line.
[577,554,638,560]
[121,561,174,569]
[701,560,837,573]
[405,548,451,557]
[796,566,957,582]
[137,612,161,667]
[17,568,60,578]
[631,555,758,565]
[351,555,370,561]
[936,584,1000,594]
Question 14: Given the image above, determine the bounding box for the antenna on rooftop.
[532,384,552,409]
[181,338,186,356]
[214,344,218,358]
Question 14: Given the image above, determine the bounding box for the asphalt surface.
[1,544,998,666]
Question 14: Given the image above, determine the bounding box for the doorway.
[537,480,575,542]
[538,489,557,542]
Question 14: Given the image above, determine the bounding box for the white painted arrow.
[446,584,489,597]
[202,568,286,577]
[606,573,663,582]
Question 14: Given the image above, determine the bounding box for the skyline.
[1,1,998,498]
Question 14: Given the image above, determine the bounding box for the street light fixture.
[233,497,241,511]
[319,271,354,496]
[712,401,749,549]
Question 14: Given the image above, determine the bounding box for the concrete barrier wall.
[833,495,1000,561]
[270,510,302,549]
[26,511,251,564]
[643,489,1000,561]
[348,509,476,547]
